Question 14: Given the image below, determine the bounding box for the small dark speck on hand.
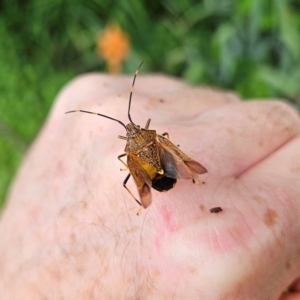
[263,208,278,227]
[210,207,222,213]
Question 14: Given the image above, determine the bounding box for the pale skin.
[0,73,300,300]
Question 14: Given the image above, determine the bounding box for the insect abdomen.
[151,175,177,192]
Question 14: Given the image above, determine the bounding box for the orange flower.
[97,24,130,73]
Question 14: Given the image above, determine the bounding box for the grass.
[1,0,300,207]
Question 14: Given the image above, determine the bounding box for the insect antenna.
[127,61,144,125]
[65,110,127,130]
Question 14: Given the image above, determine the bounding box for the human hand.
[0,72,300,299]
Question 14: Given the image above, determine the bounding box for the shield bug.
[66,62,207,211]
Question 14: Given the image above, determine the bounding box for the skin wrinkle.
[209,177,224,207]
[84,221,117,278]
[83,202,106,228]
[149,268,164,295]
[171,284,179,300]
[272,178,299,214]
[267,103,296,132]
[66,225,88,272]
[139,225,157,290]
[224,192,256,270]
[212,223,229,260]
[123,280,136,300]
[141,261,155,294]
[260,103,279,138]
[235,179,261,249]
[208,224,217,262]
[141,223,164,288]
[231,102,300,178]
[248,109,266,149]
[121,241,131,281]
[237,139,289,178]
[82,175,96,205]
[123,275,137,300]
[107,234,121,272]
[229,214,252,255]
[234,177,262,221]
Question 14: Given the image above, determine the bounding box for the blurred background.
[1,0,300,208]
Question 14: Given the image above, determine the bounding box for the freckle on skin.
[70,233,76,242]
[248,115,257,121]
[126,226,139,233]
[291,165,300,173]
[286,261,291,270]
[258,139,264,147]
[263,208,278,228]
[226,127,235,135]
[253,195,263,203]
[189,267,197,274]
[153,268,161,278]
[159,98,164,103]
[283,125,292,132]
[199,204,205,211]
[81,201,88,209]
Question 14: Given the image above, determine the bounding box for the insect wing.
[127,154,152,208]
[157,135,207,179]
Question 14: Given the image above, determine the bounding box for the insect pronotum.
[66,62,207,211]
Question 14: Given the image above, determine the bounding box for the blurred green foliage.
[1,0,300,207]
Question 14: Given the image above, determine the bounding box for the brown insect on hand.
[66,62,207,211]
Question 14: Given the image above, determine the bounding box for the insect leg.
[161,132,170,139]
[118,153,128,171]
[118,135,127,140]
[145,118,151,129]
[123,173,142,206]
[160,132,180,146]
[192,179,205,185]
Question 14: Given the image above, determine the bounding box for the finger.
[132,75,240,123]
[279,291,300,300]
[55,74,240,126]
[191,100,300,178]
[240,135,300,213]
[239,137,300,295]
